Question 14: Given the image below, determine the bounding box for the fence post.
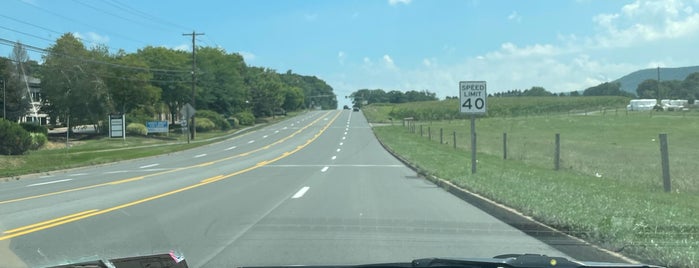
[503,132,507,160]
[440,128,443,144]
[453,131,456,149]
[420,125,423,136]
[428,127,431,140]
[659,133,671,192]
[554,133,560,170]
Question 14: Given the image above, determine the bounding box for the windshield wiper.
[242,254,663,268]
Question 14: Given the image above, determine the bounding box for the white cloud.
[383,54,396,68]
[507,11,522,22]
[338,51,346,65]
[172,44,189,52]
[239,51,256,61]
[590,0,699,48]
[74,32,110,47]
[388,0,411,6]
[422,58,432,67]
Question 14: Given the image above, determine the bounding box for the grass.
[367,105,699,267]
[0,114,296,178]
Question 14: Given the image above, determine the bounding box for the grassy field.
[0,114,297,179]
[367,103,698,267]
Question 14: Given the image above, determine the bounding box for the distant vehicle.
[626,99,656,111]
[343,105,350,110]
[353,107,360,112]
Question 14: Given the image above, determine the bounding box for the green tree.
[40,33,111,127]
[282,86,304,111]
[104,53,161,114]
[636,79,658,99]
[246,67,284,117]
[584,82,633,97]
[135,46,190,124]
[522,86,552,96]
[681,72,699,102]
[196,47,248,116]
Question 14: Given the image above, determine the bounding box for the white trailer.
[627,99,657,111]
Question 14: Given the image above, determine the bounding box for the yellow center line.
[0,112,332,206]
[0,110,342,241]
[2,209,99,234]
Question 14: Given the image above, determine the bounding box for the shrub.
[20,123,48,136]
[0,119,32,155]
[30,133,48,150]
[233,111,255,126]
[196,110,231,130]
[126,123,148,136]
[195,117,216,132]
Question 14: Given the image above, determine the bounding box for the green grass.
[367,107,699,267]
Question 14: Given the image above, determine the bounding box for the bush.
[195,117,216,132]
[227,117,239,128]
[29,133,47,150]
[126,123,148,136]
[0,119,32,155]
[233,111,255,126]
[196,110,231,130]
[20,123,49,136]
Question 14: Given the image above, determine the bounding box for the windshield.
[0,1,696,268]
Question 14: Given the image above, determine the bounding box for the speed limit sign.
[459,81,487,114]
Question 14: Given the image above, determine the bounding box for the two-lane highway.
[0,110,567,268]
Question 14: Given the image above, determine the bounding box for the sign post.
[459,81,487,174]
[180,103,195,144]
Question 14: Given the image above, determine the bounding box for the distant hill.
[614,66,699,94]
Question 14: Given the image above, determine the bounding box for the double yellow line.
[0,110,342,241]
[0,111,331,206]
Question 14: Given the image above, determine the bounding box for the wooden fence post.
[659,133,671,192]
[554,133,561,170]
[503,132,507,160]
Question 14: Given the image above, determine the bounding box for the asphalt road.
[0,110,569,268]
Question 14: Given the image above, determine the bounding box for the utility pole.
[182,31,204,140]
[657,66,661,101]
[1,79,5,119]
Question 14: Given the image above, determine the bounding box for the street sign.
[180,103,195,120]
[459,81,487,114]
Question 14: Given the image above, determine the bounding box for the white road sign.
[459,81,487,114]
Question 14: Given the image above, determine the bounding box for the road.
[1,110,569,268]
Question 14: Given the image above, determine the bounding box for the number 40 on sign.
[459,81,487,114]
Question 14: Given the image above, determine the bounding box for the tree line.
[348,89,437,107]
[0,33,337,130]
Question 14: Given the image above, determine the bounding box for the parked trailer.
[627,99,657,111]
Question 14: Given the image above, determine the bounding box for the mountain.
[614,66,699,95]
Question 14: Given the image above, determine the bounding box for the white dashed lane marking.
[292,186,310,199]
[27,179,73,187]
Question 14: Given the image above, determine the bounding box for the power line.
[19,0,150,47]
[71,0,170,32]
[0,25,56,43]
[104,0,190,32]
[0,38,189,74]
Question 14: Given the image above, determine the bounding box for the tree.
[1,42,32,121]
[41,33,111,127]
[135,46,190,124]
[282,86,304,111]
[584,82,633,97]
[196,47,248,116]
[681,72,699,102]
[636,79,658,99]
[522,86,552,96]
[246,67,284,117]
[104,53,160,115]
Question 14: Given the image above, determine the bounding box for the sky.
[1,0,699,108]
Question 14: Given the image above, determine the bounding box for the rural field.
[365,98,699,267]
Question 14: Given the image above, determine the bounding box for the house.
[19,75,49,125]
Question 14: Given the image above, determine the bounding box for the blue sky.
[2,0,699,107]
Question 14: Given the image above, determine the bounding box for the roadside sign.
[109,114,125,139]
[459,81,487,114]
[180,103,195,120]
[146,121,169,133]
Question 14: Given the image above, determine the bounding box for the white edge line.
[291,186,310,199]
[139,163,159,169]
[27,178,73,187]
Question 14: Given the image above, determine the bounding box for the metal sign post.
[459,81,487,174]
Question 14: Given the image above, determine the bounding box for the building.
[19,75,49,125]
